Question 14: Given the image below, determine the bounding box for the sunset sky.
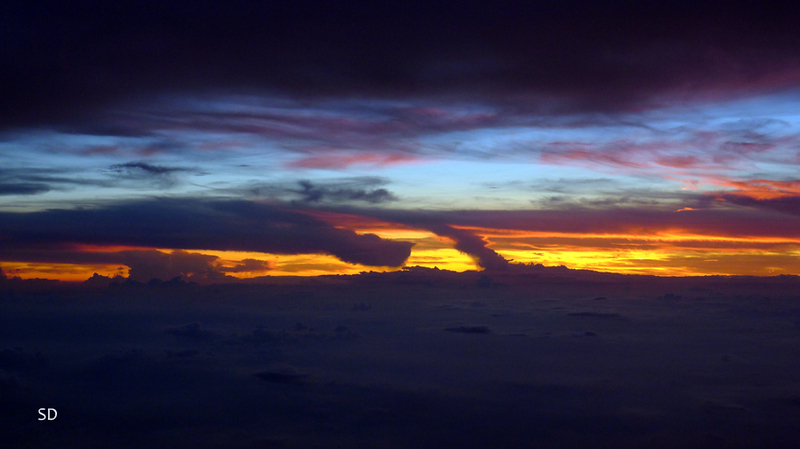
[3,1,800,280]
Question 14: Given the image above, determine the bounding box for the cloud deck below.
[2,272,800,448]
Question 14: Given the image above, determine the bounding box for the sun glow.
[478,227,800,276]
[5,222,800,282]
[0,262,128,282]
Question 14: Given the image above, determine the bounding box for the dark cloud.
[109,162,185,176]
[107,162,190,188]
[328,202,800,251]
[0,182,51,195]
[7,200,800,275]
[0,163,199,197]
[3,1,800,130]
[0,198,413,268]
[57,102,501,154]
[120,249,223,282]
[242,178,399,205]
[294,179,397,204]
[0,246,267,282]
[438,207,800,239]
[316,208,511,270]
[0,167,112,196]
[715,194,800,216]
[0,247,126,266]
[426,224,509,271]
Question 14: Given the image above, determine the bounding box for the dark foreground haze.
[3,268,800,448]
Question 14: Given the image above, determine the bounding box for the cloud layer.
[0,198,414,269]
[4,1,800,129]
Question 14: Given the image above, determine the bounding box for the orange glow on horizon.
[1,262,128,282]
[4,221,800,281]
[0,229,478,281]
[471,226,800,276]
[450,225,800,244]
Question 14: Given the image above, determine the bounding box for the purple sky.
[3,1,800,279]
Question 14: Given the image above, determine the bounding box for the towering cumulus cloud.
[0,199,413,268]
[120,249,221,282]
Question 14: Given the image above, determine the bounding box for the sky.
[3,0,800,280]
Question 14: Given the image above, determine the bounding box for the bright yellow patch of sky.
[5,227,800,281]
[1,262,127,282]
[1,230,477,281]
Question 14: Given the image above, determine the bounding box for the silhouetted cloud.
[0,198,413,268]
[716,193,800,216]
[120,249,222,282]
[317,204,800,260]
[303,206,511,270]
[426,224,509,271]
[310,209,510,270]
[402,207,800,239]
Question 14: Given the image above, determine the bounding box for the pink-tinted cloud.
[656,155,703,169]
[286,152,422,169]
[707,178,800,200]
[536,128,800,195]
[701,177,800,216]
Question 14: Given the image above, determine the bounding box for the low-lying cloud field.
[3,272,800,448]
